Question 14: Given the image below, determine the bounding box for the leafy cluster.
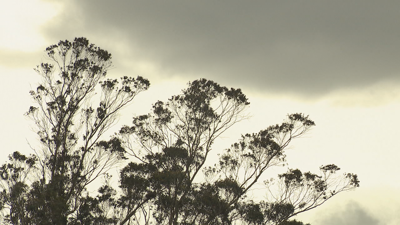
[0,38,359,225]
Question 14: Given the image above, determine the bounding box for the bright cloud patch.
[0,0,60,51]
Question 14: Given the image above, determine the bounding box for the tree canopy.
[0,37,359,225]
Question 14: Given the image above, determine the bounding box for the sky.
[1,0,400,224]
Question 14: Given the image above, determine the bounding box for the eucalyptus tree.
[117,79,250,224]
[0,37,359,225]
[116,79,359,225]
[0,37,150,224]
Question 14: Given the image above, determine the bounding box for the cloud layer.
[314,201,381,225]
[42,1,400,97]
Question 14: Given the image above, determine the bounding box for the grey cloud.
[42,0,400,97]
[314,201,381,225]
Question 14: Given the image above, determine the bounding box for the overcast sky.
[2,1,400,224]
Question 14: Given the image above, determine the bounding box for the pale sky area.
[1,1,400,224]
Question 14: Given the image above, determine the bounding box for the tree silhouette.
[0,37,359,225]
[0,37,150,224]
[116,79,359,224]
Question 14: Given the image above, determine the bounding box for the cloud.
[41,0,400,98]
[314,201,381,225]
[0,0,60,51]
[0,50,44,68]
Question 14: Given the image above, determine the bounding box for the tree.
[0,37,150,224]
[115,79,359,225]
[0,37,359,225]
[116,79,250,224]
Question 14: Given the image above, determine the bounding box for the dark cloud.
[314,201,381,225]
[42,0,400,97]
